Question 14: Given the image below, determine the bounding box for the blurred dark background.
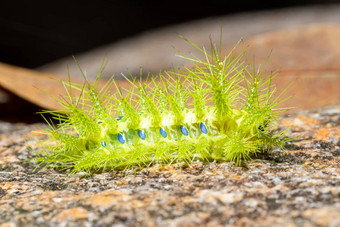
[1,0,339,69]
[1,0,340,123]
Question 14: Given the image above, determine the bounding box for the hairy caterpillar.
[35,36,289,174]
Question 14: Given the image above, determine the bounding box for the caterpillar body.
[36,36,288,174]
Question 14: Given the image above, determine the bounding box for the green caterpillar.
[35,35,289,174]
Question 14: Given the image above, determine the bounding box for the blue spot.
[118,133,125,144]
[200,123,208,134]
[98,121,103,124]
[138,130,146,140]
[101,141,107,147]
[180,125,188,136]
[117,116,123,121]
[160,128,167,138]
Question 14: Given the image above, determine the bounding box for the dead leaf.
[229,24,340,110]
[0,24,339,112]
[0,62,131,111]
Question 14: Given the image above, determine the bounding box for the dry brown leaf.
[230,24,340,109]
[0,24,339,112]
[0,62,130,111]
[0,62,80,110]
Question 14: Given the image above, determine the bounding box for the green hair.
[34,35,290,174]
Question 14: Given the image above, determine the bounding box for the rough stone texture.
[0,104,339,226]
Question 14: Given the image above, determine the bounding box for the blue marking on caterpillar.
[138,130,146,140]
[200,122,208,134]
[180,125,188,136]
[118,133,125,144]
[160,128,167,138]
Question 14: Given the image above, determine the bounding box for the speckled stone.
[0,104,339,227]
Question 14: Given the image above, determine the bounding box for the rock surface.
[0,104,339,226]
